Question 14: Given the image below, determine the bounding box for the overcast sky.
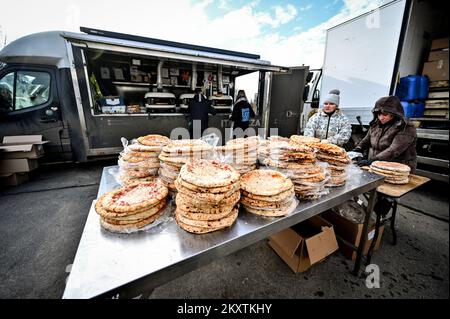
[0,0,388,100]
[1,0,388,67]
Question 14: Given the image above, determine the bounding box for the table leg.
[391,200,398,245]
[353,189,377,276]
[366,209,382,266]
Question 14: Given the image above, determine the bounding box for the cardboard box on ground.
[321,209,384,261]
[268,216,339,273]
[0,135,48,186]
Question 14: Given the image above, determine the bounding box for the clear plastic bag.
[331,200,372,224]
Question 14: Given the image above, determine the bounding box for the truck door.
[320,0,408,125]
[267,66,309,137]
[0,65,64,159]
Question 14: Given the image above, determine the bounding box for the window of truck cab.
[0,70,51,113]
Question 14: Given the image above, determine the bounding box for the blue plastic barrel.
[418,76,429,100]
[415,102,425,118]
[395,75,421,101]
[401,101,415,119]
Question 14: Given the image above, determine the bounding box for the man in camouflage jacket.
[304,89,352,146]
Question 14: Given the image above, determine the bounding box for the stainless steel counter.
[63,166,384,299]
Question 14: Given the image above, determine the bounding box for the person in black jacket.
[187,88,217,138]
[230,90,255,132]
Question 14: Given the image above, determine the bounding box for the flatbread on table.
[175,207,238,228]
[240,169,293,196]
[176,176,240,194]
[101,180,168,213]
[179,159,240,188]
[136,134,171,147]
[370,161,411,173]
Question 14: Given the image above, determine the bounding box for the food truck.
[0,27,309,162]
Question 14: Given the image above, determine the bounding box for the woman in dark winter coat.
[230,90,255,132]
[354,96,417,171]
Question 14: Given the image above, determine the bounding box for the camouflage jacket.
[304,109,352,146]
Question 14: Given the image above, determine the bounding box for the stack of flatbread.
[158,139,213,192]
[174,159,241,234]
[118,134,170,185]
[290,135,321,147]
[215,137,259,174]
[258,139,328,200]
[240,169,297,217]
[95,180,169,233]
[258,139,315,164]
[314,142,351,187]
[369,161,411,184]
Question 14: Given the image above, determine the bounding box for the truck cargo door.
[267,66,309,137]
[321,0,408,125]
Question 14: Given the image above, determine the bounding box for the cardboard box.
[0,135,48,159]
[430,37,449,51]
[428,49,449,62]
[0,172,29,186]
[423,59,449,81]
[268,216,339,273]
[0,158,39,174]
[322,211,384,261]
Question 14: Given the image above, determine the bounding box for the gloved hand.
[357,159,373,167]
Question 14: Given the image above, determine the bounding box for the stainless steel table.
[63,166,384,299]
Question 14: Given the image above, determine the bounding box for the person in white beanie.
[304,89,352,146]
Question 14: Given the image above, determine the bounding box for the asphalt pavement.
[0,161,448,299]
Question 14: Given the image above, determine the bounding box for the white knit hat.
[324,89,340,106]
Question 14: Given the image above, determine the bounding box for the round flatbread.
[96,199,166,219]
[371,161,411,173]
[176,217,227,234]
[124,151,160,158]
[313,143,346,156]
[240,194,295,209]
[176,176,240,194]
[101,180,168,213]
[176,190,240,207]
[243,198,297,217]
[242,188,294,202]
[240,169,293,196]
[290,135,320,145]
[136,134,171,147]
[176,207,238,228]
[162,139,213,153]
[316,153,350,164]
[176,181,239,204]
[369,167,409,177]
[179,159,240,188]
[262,158,317,169]
[175,196,236,215]
[100,207,165,233]
[385,177,409,184]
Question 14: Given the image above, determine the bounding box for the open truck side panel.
[1,29,309,162]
